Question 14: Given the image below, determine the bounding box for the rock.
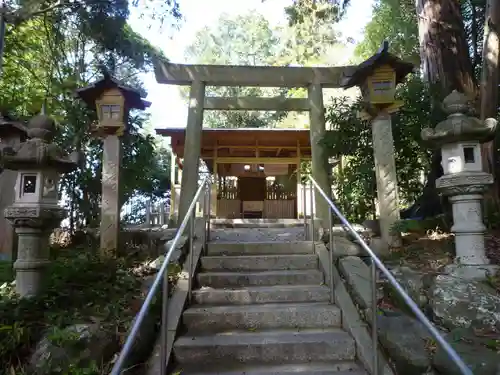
[328,224,371,239]
[386,266,434,308]
[362,236,390,257]
[433,331,500,375]
[160,229,178,242]
[428,275,500,331]
[29,323,118,374]
[338,256,372,309]
[147,255,165,271]
[166,235,187,250]
[376,314,433,375]
[327,236,363,257]
[362,219,381,237]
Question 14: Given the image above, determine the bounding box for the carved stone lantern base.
[437,171,497,280]
[4,205,65,297]
[444,263,498,280]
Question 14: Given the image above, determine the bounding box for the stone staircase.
[171,239,368,375]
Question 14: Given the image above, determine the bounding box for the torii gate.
[153,61,356,228]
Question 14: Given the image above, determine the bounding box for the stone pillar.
[178,80,205,223]
[13,227,50,295]
[169,148,177,225]
[308,83,331,229]
[100,135,121,256]
[371,110,401,248]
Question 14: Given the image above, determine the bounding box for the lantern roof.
[421,91,497,147]
[75,71,151,111]
[1,114,78,172]
[0,113,27,139]
[342,41,414,89]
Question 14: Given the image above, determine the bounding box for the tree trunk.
[416,0,477,98]
[479,0,500,206]
[408,0,477,218]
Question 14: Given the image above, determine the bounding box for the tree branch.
[1,0,113,25]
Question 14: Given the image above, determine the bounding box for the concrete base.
[211,219,306,228]
[183,302,342,333]
[207,241,313,255]
[444,263,499,280]
[201,254,318,271]
[198,269,324,288]
[192,285,331,306]
[172,362,367,375]
[174,329,355,366]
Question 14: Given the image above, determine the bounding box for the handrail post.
[371,257,379,375]
[309,179,315,244]
[188,209,195,303]
[302,181,307,240]
[207,181,211,244]
[203,184,208,250]
[145,199,151,226]
[328,206,334,304]
[160,261,169,375]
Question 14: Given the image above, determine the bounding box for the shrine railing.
[110,177,211,375]
[307,176,473,375]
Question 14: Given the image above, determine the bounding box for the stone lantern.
[0,114,27,261]
[422,91,497,279]
[1,114,78,297]
[76,72,151,256]
[342,41,414,249]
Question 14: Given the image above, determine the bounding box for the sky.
[128,0,374,131]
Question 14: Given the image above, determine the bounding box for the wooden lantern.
[76,72,150,136]
[342,41,413,109]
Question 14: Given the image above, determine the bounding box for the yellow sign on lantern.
[365,65,396,105]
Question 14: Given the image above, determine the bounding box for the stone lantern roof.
[1,114,78,172]
[421,90,497,147]
[0,113,27,139]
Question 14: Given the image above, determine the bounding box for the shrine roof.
[156,127,312,159]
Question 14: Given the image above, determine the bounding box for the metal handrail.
[307,176,473,375]
[110,177,211,375]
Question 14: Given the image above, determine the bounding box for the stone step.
[192,285,331,305]
[173,361,367,374]
[173,328,355,366]
[207,241,314,256]
[211,218,306,228]
[197,270,324,288]
[201,254,318,271]
[183,302,341,333]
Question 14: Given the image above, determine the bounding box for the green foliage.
[3,0,173,69]
[322,76,436,222]
[354,0,419,64]
[389,216,449,236]
[185,12,288,129]
[284,0,349,26]
[280,0,346,65]
[0,1,174,231]
[0,250,140,374]
[0,262,13,284]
